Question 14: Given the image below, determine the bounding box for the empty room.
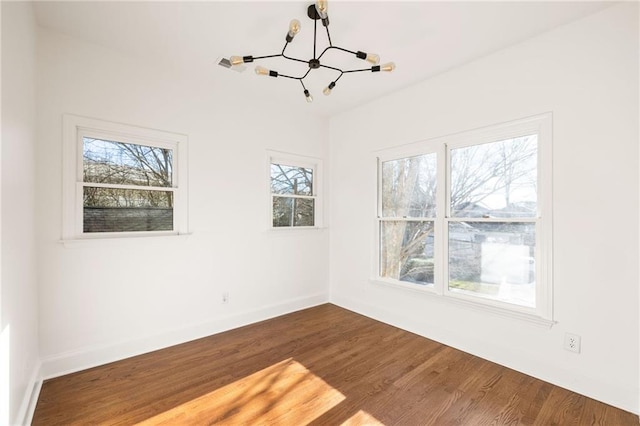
[2,1,639,424]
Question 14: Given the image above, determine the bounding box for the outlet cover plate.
[564,333,581,353]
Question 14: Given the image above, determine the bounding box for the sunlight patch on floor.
[136,358,345,425]
[341,409,385,425]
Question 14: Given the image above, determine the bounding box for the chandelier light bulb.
[315,0,328,18]
[366,53,380,65]
[323,81,336,96]
[286,19,301,42]
[381,62,396,72]
[289,19,301,36]
[304,90,313,103]
[230,56,244,66]
[255,66,270,76]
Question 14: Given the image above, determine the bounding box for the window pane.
[273,197,314,227]
[83,187,173,233]
[271,164,313,196]
[380,221,434,285]
[448,221,535,307]
[382,154,436,218]
[83,137,173,187]
[450,135,537,218]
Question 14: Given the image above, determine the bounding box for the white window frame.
[375,143,444,294]
[373,113,553,325]
[267,150,323,230]
[62,114,189,241]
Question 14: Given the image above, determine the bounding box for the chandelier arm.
[252,54,284,61]
[325,25,333,47]
[342,68,374,74]
[281,53,312,67]
[313,15,318,59]
[317,63,344,73]
[317,45,356,61]
[330,46,356,55]
[278,68,313,80]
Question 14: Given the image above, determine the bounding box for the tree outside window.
[269,153,321,229]
[82,137,175,233]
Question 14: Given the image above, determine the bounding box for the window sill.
[59,233,192,248]
[370,277,438,295]
[267,226,327,232]
[370,278,555,328]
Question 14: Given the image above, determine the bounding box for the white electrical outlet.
[564,333,581,353]
[222,291,229,304]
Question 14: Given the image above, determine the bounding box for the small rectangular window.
[63,115,188,240]
[268,152,322,229]
[82,137,175,233]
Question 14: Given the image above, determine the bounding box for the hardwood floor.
[33,304,638,425]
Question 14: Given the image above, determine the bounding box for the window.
[379,153,437,285]
[376,114,552,321]
[268,151,322,229]
[63,115,188,240]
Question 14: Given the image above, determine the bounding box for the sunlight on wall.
[1,325,10,426]
[137,358,345,425]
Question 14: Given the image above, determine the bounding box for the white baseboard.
[331,295,639,416]
[15,361,42,426]
[41,293,328,381]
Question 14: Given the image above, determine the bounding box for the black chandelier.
[229,0,395,103]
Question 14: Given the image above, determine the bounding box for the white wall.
[36,29,330,377]
[1,2,41,425]
[329,3,639,414]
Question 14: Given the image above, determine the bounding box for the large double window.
[376,114,552,321]
[63,115,188,240]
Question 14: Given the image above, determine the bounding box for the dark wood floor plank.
[32,304,638,425]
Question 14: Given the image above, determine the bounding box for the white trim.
[59,232,192,248]
[80,182,177,192]
[62,114,189,241]
[373,113,553,322]
[272,193,315,200]
[40,293,328,380]
[15,361,42,426]
[370,277,437,295]
[267,150,323,230]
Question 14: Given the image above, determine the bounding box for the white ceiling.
[33,1,612,117]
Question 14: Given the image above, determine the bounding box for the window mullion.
[447,217,538,223]
[435,143,447,295]
[82,182,176,192]
[271,193,316,200]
